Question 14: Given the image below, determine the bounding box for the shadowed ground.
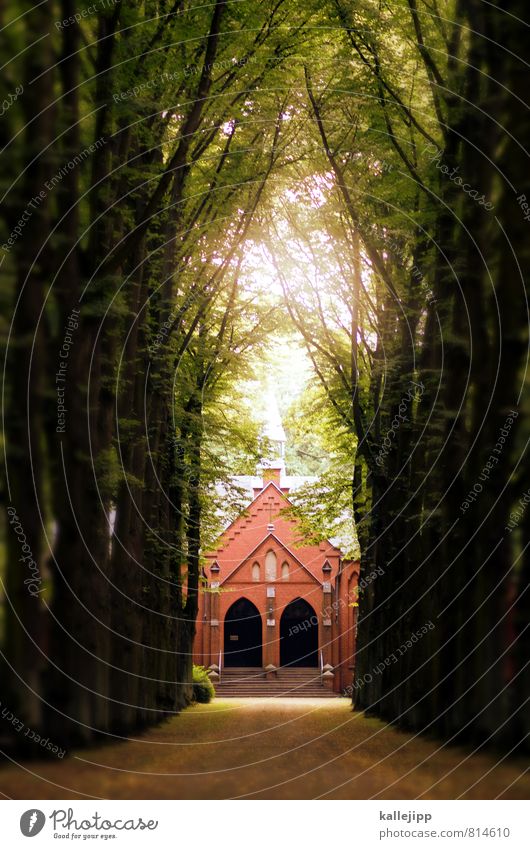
[0,699,528,800]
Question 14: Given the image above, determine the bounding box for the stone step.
[220,667,319,670]
[221,668,320,673]
[215,682,331,688]
[215,683,338,698]
[216,692,333,697]
[219,684,323,687]
[212,666,338,698]
[215,693,337,699]
[214,682,332,693]
[216,691,330,695]
[220,668,321,676]
[218,680,324,684]
[219,675,323,682]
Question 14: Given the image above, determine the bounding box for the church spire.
[259,388,286,485]
[261,388,286,463]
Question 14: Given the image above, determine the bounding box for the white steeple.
[260,388,286,470]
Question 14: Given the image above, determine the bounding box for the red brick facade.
[193,465,359,694]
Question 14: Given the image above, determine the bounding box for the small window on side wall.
[281,562,289,581]
[252,562,260,582]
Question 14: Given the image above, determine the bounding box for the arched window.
[252,562,260,582]
[281,562,289,581]
[265,550,277,582]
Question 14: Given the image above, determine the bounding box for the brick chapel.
[193,395,359,695]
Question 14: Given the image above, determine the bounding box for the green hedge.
[192,665,215,703]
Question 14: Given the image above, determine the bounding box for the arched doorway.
[280,598,318,667]
[224,598,262,667]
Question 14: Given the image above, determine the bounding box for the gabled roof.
[205,480,294,555]
[205,479,343,563]
[218,532,322,586]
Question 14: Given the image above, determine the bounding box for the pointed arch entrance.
[280,598,318,667]
[224,598,262,667]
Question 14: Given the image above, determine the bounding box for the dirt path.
[0,699,528,799]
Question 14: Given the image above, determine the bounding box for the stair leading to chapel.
[213,667,339,698]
